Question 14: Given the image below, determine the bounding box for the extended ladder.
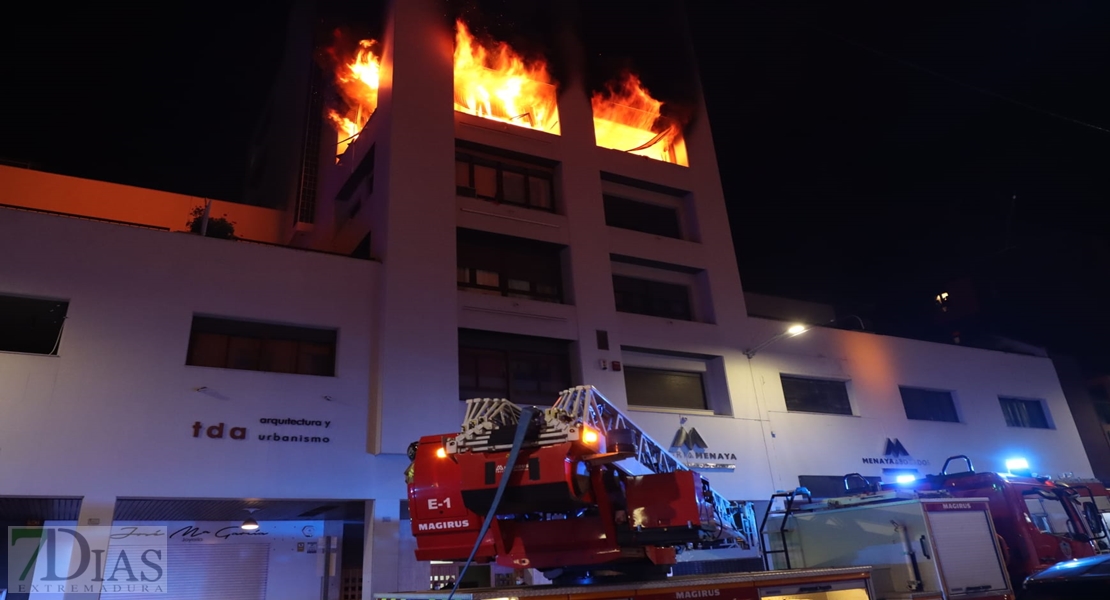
[454,385,759,549]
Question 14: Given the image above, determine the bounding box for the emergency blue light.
[895,474,916,484]
[1005,457,1029,472]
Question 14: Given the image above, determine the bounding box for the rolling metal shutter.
[101,543,270,600]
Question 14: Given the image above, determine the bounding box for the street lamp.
[744,324,809,359]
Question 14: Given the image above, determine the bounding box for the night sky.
[2,1,1109,366]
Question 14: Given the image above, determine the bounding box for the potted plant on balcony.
[186,205,236,239]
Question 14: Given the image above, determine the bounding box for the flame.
[326,37,382,156]
[592,73,687,166]
[453,20,560,134]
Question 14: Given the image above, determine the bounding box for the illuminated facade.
[0,0,1095,597]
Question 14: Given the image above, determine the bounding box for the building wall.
[1,165,284,243]
[622,317,1094,502]
[0,208,400,504]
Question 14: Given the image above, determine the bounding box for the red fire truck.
[889,456,1104,589]
[402,385,876,599]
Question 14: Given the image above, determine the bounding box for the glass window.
[603,195,682,239]
[186,316,337,376]
[529,175,553,209]
[502,170,527,204]
[455,149,557,212]
[612,275,693,321]
[455,160,470,189]
[1023,492,1071,534]
[457,229,565,303]
[458,334,570,405]
[474,164,497,198]
[999,397,1051,428]
[0,294,69,355]
[781,376,852,415]
[899,387,959,422]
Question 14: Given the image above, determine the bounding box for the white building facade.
[0,0,1093,598]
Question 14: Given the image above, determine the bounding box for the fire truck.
[401,385,877,599]
[760,456,1106,598]
[1052,477,1110,549]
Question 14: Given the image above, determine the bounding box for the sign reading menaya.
[861,438,930,467]
[669,417,737,470]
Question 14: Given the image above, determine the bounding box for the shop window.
[455,146,555,212]
[999,396,1051,429]
[186,316,337,376]
[624,367,707,411]
[457,229,565,303]
[0,293,68,355]
[899,387,960,423]
[458,329,571,405]
[781,375,852,415]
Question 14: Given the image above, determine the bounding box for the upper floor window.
[604,195,681,239]
[899,387,960,423]
[0,293,68,355]
[613,276,692,321]
[186,316,337,377]
[455,146,555,212]
[781,375,852,415]
[999,396,1051,429]
[601,173,694,241]
[458,329,571,405]
[457,229,565,303]
[624,366,706,411]
[610,255,707,322]
[335,145,375,225]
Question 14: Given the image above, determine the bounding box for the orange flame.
[453,20,560,134]
[592,73,687,166]
[327,37,382,156]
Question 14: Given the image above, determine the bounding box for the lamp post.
[744,323,808,493]
[744,324,808,359]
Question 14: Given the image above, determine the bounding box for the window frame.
[455,151,556,213]
[458,344,571,405]
[780,375,854,416]
[0,293,69,356]
[898,386,961,423]
[603,194,683,239]
[185,316,338,377]
[457,229,565,304]
[998,396,1052,429]
[612,274,694,321]
[623,366,708,411]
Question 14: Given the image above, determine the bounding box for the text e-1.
[428,497,452,510]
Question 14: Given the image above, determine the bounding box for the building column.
[61,495,116,600]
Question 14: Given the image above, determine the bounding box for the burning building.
[0,1,1096,598]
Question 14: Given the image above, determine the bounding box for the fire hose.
[447,406,539,600]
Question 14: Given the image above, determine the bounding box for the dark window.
[0,294,68,355]
[624,367,707,410]
[781,376,852,415]
[613,275,692,320]
[899,387,959,423]
[457,229,565,303]
[1094,402,1110,425]
[455,151,555,212]
[458,329,571,405]
[999,397,1051,429]
[603,195,681,238]
[336,145,375,204]
[186,316,337,376]
[799,475,882,499]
